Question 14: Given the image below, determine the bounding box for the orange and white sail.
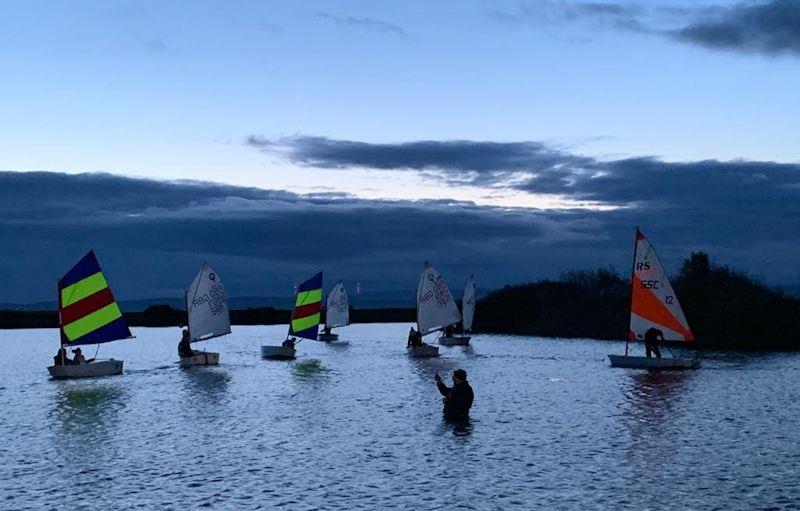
[629,229,694,341]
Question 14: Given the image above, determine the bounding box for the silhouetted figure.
[323,325,332,335]
[435,369,474,420]
[72,347,87,365]
[644,327,664,359]
[53,347,70,366]
[407,327,422,348]
[282,337,296,349]
[443,326,454,337]
[178,329,194,358]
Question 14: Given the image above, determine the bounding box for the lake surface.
[2,324,799,510]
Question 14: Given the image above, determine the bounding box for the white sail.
[416,261,461,336]
[462,276,476,331]
[325,281,349,328]
[186,262,231,342]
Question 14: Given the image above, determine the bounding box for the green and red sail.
[58,251,132,346]
[290,272,323,340]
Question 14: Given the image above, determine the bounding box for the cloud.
[491,1,800,57]
[672,0,800,56]
[0,171,600,304]
[3,165,799,305]
[250,134,800,273]
[316,13,409,38]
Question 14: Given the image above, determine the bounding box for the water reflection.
[181,367,231,403]
[621,370,693,453]
[53,383,127,442]
[292,359,328,380]
[437,417,474,438]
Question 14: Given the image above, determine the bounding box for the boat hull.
[608,354,700,370]
[439,335,471,346]
[407,344,440,358]
[261,345,296,360]
[180,351,220,368]
[317,333,339,342]
[47,359,123,379]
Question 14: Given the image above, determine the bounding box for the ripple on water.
[1,325,799,510]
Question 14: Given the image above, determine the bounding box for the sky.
[0,0,798,304]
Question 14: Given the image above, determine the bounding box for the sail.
[290,272,323,340]
[462,276,476,332]
[416,261,461,336]
[325,281,349,328]
[58,250,132,346]
[629,229,694,341]
[186,262,231,342]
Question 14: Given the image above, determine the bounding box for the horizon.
[1,0,798,302]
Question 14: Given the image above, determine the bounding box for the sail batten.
[186,262,231,343]
[58,251,132,346]
[325,281,349,329]
[290,272,323,340]
[416,262,461,336]
[629,229,694,342]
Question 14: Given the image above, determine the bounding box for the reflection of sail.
[54,383,127,445]
[621,371,693,466]
[181,368,230,402]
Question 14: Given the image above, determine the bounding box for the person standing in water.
[435,369,474,420]
[644,327,664,359]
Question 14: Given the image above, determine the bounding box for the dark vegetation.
[2,252,798,349]
[474,252,800,350]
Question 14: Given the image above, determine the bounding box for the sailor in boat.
[322,325,332,336]
[53,347,71,366]
[178,329,196,358]
[282,337,296,349]
[443,325,454,337]
[407,327,422,348]
[71,347,92,365]
[644,327,664,359]
[435,369,474,420]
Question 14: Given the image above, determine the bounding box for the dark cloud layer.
[0,171,605,304]
[673,0,800,55]
[491,1,800,57]
[3,159,799,304]
[249,135,800,284]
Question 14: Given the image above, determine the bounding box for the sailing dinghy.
[48,251,132,379]
[608,228,700,370]
[440,275,475,346]
[180,262,231,368]
[408,262,461,358]
[261,272,322,360]
[319,280,349,342]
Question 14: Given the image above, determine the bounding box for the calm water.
[2,324,799,510]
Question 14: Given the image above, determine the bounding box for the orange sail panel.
[629,230,694,341]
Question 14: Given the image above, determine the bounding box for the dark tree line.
[474,252,800,349]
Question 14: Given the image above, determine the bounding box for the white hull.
[261,345,296,360]
[439,335,471,346]
[317,333,339,342]
[407,343,439,358]
[608,354,700,370]
[47,359,123,379]
[180,351,220,368]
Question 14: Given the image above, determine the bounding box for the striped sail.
[59,251,132,346]
[290,272,323,340]
[629,229,694,342]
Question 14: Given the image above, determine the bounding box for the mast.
[626,227,640,356]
